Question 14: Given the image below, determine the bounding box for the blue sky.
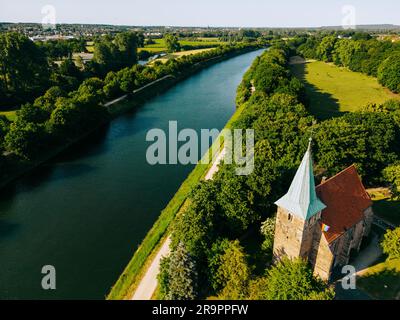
[0,0,399,27]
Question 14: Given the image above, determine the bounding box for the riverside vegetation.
[156,37,400,300]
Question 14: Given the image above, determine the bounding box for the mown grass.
[290,59,400,120]
[107,99,247,300]
[358,258,400,299]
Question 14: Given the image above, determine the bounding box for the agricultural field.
[290,58,400,119]
[150,48,214,64]
[139,38,223,54]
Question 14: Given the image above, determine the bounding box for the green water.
[0,49,264,299]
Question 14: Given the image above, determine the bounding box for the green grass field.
[358,258,400,299]
[290,59,400,119]
[139,38,223,54]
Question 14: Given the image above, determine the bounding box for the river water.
[0,49,264,299]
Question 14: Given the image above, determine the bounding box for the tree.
[260,217,275,256]
[381,227,400,260]
[16,103,49,124]
[378,53,400,93]
[316,36,337,62]
[5,121,47,160]
[0,32,50,105]
[59,58,81,79]
[216,240,251,300]
[206,238,231,293]
[114,32,138,66]
[158,242,198,300]
[0,115,10,150]
[171,180,222,258]
[262,258,334,300]
[216,165,260,234]
[33,86,65,113]
[164,34,181,53]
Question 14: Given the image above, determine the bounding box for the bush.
[381,227,400,260]
[158,242,198,300]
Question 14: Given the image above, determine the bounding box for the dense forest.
[158,39,400,300]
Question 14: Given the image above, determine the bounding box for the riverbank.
[0,46,263,192]
[107,98,249,300]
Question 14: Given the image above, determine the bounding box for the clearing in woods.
[290,57,399,120]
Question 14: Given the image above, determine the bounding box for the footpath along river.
[0,49,265,299]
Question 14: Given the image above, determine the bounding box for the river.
[0,49,264,299]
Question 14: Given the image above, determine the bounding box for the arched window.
[288,213,292,221]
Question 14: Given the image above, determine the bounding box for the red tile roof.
[316,165,372,243]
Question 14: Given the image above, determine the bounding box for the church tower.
[273,139,326,261]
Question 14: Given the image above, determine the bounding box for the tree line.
[0,31,143,107]
[158,39,400,300]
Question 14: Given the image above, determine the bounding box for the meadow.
[139,38,223,53]
[290,59,399,119]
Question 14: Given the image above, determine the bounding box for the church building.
[273,139,374,281]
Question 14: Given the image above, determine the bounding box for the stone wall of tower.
[312,233,334,281]
[363,206,374,235]
[273,207,318,261]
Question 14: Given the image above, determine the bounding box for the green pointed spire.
[275,138,326,220]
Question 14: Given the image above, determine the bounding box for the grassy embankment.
[106,100,248,300]
[290,58,399,120]
[358,258,400,299]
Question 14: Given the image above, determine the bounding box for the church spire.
[275,139,326,220]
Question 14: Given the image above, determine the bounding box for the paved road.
[131,148,225,300]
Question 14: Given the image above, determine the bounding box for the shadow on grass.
[373,198,400,226]
[358,266,400,300]
[290,62,344,121]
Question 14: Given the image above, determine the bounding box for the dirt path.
[130,147,225,300]
[103,94,128,107]
[131,237,171,300]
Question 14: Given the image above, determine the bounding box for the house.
[273,139,374,281]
